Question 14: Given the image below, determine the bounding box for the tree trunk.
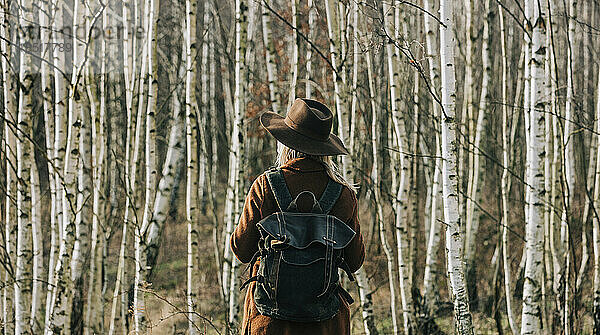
[287,0,298,107]
[223,0,248,326]
[305,0,315,98]
[372,81,399,335]
[260,0,281,115]
[185,0,200,331]
[593,51,600,335]
[439,0,475,331]
[521,0,547,332]
[15,0,35,332]
[135,0,160,330]
[1,0,17,332]
[381,3,414,333]
[499,4,519,334]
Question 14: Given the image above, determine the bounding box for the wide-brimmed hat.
[260,98,349,156]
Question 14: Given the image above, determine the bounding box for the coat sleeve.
[343,191,365,273]
[230,175,265,264]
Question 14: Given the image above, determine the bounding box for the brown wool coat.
[230,157,365,335]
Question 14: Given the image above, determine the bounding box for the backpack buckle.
[270,236,290,250]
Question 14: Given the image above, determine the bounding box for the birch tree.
[439,0,474,331]
[36,1,53,330]
[135,0,160,330]
[1,0,17,332]
[521,0,547,332]
[222,0,248,325]
[382,1,414,332]
[15,0,34,331]
[499,4,518,333]
[305,0,315,98]
[593,53,600,335]
[422,0,442,314]
[260,0,281,115]
[185,0,200,331]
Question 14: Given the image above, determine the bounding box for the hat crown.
[284,99,333,141]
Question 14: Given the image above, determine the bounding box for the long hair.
[275,143,357,193]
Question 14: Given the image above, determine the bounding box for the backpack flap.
[257,212,356,250]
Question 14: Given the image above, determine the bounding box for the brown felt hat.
[260,98,349,156]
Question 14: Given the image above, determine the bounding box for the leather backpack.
[240,168,356,322]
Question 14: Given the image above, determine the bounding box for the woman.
[230,98,365,335]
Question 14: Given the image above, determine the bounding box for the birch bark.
[359,42,380,335]
[287,0,299,107]
[84,3,108,331]
[135,0,160,330]
[305,0,315,98]
[499,4,518,334]
[561,1,576,330]
[260,0,281,115]
[382,1,413,332]
[324,0,348,157]
[108,0,138,332]
[15,0,35,331]
[36,1,54,329]
[223,0,247,325]
[1,1,17,332]
[185,0,200,331]
[43,0,66,329]
[372,84,399,335]
[521,0,547,332]
[439,0,474,331]
[593,52,600,335]
[422,0,442,313]
[48,0,84,329]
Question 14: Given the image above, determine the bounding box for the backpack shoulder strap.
[265,168,293,212]
[318,179,343,214]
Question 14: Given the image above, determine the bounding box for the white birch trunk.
[593,54,600,335]
[359,43,380,335]
[35,0,53,331]
[542,4,555,332]
[223,0,248,326]
[185,0,200,331]
[324,0,347,153]
[48,0,84,326]
[548,0,561,301]
[439,0,474,331]
[422,0,442,313]
[84,4,108,330]
[15,0,35,331]
[108,0,138,332]
[44,0,66,330]
[287,0,299,107]
[31,149,43,333]
[382,1,413,332]
[499,5,518,334]
[372,88,399,335]
[423,141,442,312]
[460,0,476,248]
[1,1,17,332]
[561,1,576,330]
[135,0,160,330]
[521,0,547,332]
[305,0,315,98]
[260,0,281,115]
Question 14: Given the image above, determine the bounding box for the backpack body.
[245,168,355,322]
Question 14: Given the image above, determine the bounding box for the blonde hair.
[275,143,357,193]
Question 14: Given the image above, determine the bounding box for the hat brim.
[260,112,350,156]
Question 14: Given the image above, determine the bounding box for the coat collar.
[280,157,326,172]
